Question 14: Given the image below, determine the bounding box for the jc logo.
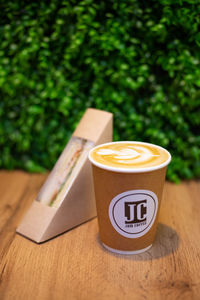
[124,200,147,224]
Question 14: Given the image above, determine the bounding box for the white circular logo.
[109,190,158,238]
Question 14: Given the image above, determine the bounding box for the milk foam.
[90,142,170,170]
[97,148,140,159]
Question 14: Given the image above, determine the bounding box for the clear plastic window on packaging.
[36,137,94,208]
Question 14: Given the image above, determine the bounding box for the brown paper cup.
[89,142,171,254]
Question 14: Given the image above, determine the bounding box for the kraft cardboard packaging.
[16,108,113,243]
[89,141,171,254]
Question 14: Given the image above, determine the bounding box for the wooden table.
[0,170,200,300]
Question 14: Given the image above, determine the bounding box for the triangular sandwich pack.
[16,108,113,242]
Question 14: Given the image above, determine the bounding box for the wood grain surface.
[0,170,199,300]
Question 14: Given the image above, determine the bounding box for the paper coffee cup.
[89,141,171,254]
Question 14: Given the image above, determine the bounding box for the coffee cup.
[88,141,171,254]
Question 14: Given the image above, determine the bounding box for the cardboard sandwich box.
[16,108,113,243]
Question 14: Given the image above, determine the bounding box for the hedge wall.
[1,0,200,182]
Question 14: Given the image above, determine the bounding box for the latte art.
[90,142,170,170]
[97,148,140,159]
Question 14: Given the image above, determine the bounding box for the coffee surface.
[90,142,169,169]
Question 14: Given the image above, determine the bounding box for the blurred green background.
[0,0,200,182]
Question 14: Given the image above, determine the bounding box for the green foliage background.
[0,0,200,182]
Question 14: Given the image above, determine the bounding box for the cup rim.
[88,141,171,173]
